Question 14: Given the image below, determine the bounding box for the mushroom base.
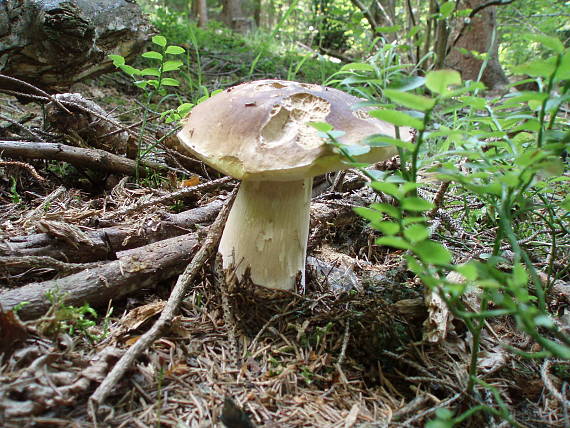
[219,179,312,291]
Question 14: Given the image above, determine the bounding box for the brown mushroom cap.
[177,79,410,181]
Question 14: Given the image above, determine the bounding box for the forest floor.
[0,70,569,428]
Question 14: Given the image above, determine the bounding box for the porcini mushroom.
[177,79,412,291]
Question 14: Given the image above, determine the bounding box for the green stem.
[497,206,546,312]
[537,53,562,148]
[466,297,487,393]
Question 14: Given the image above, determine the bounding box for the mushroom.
[177,79,412,291]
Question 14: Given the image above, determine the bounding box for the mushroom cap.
[177,79,411,181]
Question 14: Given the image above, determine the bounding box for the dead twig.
[0,255,102,275]
[101,176,235,221]
[398,392,462,426]
[428,181,451,218]
[541,359,570,424]
[0,74,71,114]
[0,112,46,143]
[88,188,237,411]
[22,186,66,226]
[0,160,46,182]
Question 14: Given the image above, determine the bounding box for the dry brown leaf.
[119,300,166,330]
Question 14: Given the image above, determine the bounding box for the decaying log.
[0,0,152,92]
[1,199,224,263]
[0,233,199,320]
[0,140,163,177]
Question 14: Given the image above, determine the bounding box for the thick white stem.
[219,179,312,291]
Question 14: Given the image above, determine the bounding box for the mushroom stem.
[219,178,312,291]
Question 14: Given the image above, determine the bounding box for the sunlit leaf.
[309,121,333,132]
[512,59,556,78]
[140,68,160,77]
[439,1,455,18]
[118,64,141,76]
[512,263,528,287]
[370,202,401,219]
[108,54,125,66]
[425,70,462,96]
[177,103,194,116]
[403,223,429,243]
[375,25,401,33]
[414,240,452,265]
[376,236,411,250]
[152,35,167,47]
[384,89,436,111]
[370,181,401,198]
[401,197,433,211]
[376,221,400,235]
[525,34,565,54]
[353,207,383,223]
[161,78,180,86]
[165,45,185,55]
[455,263,478,281]
[370,109,424,130]
[142,51,163,61]
[340,62,375,72]
[162,60,183,72]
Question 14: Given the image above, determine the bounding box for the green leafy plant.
[40,289,112,343]
[109,35,191,178]
[313,35,569,426]
[9,177,20,204]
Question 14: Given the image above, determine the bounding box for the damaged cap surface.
[178,79,408,181]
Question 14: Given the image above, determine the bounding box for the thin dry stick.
[0,161,45,182]
[398,392,462,426]
[0,112,47,143]
[0,255,102,274]
[428,181,451,218]
[23,185,66,225]
[541,359,570,411]
[0,74,71,113]
[337,320,350,365]
[89,188,236,411]
[101,176,234,221]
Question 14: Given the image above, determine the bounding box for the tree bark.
[221,0,250,33]
[0,199,224,263]
[0,141,162,177]
[0,233,199,320]
[444,0,509,89]
[0,0,152,92]
[195,0,208,27]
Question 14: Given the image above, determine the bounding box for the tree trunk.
[0,0,152,92]
[221,0,250,33]
[444,0,509,89]
[195,0,208,27]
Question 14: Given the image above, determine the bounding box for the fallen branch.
[0,140,164,177]
[0,232,200,320]
[1,199,224,263]
[101,176,234,221]
[89,188,237,410]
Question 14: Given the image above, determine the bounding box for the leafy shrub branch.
[314,34,569,426]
